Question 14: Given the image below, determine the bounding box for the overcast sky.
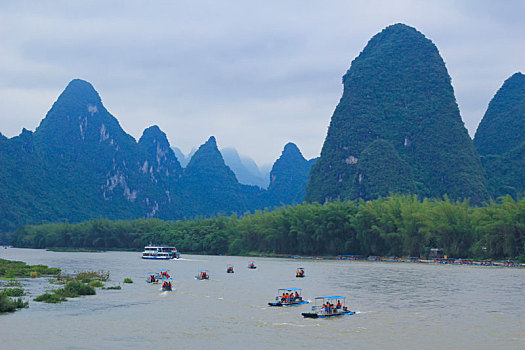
[1,1,524,166]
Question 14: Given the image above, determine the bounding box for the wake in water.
[159,290,175,295]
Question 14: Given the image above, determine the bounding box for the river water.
[0,248,524,349]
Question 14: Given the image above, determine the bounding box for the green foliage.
[474,73,525,199]
[123,278,133,284]
[307,23,488,204]
[88,280,104,288]
[34,293,67,303]
[105,285,121,290]
[8,194,525,259]
[265,143,315,206]
[474,73,525,156]
[57,281,96,297]
[0,259,60,278]
[1,287,25,297]
[0,293,28,312]
[353,139,415,200]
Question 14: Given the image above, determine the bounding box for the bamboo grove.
[8,195,525,260]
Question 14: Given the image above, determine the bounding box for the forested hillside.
[474,72,525,198]
[307,23,487,203]
[0,80,313,232]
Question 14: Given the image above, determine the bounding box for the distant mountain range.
[2,23,523,233]
[0,79,314,232]
[173,146,270,188]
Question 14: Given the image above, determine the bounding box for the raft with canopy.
[302,296,354,318]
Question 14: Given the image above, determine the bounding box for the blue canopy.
[316,296,344,300]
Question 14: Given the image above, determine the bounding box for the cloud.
[1,0,524,164]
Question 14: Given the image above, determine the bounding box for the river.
[1,248,524,349]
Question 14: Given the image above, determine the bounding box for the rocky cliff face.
[306,23,487,203]
[1,79,313,231]
[474,72,525,198]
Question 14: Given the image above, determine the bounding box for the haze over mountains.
[1,23,524,233]
[173,146,270,189]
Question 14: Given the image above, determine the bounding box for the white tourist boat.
[141,245,181,260]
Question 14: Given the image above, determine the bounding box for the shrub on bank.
[34,293,67,303]
[0,293,28,312]
[123,278,133,283]
[88,280,104,288]
[1,287,25,297]
[58,281,96,297]
[105,285,121,290]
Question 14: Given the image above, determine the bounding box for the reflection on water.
[1,248,524,349]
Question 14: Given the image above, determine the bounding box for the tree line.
[8,194,525,260]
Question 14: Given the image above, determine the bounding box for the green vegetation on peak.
[353,139,415,200]
[474,72,525,198]
[307,23,487,204]
[265,142,314,205]
[474,72,525,156]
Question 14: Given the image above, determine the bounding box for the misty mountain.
[0,79,312,231]
[220,147,269,188]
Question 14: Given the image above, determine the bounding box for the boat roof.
[199,270,208,272]
[315,296,345,300]
[278,288,302,291]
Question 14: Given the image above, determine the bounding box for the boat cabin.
[142,245,181,260]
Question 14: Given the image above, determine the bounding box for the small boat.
[296,267,305,278]
[161,278,173,291]
[247,261,256,269]
[142,244,181,260]
[268,288,309,307]
[159,269,171,279]
[226,264,234,273]
[195,270,210,280]
[146,272,161,284]
[302,296,354,318]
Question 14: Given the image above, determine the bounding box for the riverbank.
[280,254,525,268]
